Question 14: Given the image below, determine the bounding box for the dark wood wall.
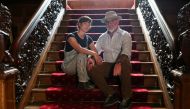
[1,0,43,39]
[155,0,189,38]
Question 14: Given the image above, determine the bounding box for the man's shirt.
[95,27,132,63]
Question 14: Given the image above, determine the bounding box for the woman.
[62,16,102,89]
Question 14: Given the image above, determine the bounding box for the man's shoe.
[78,81,95,89]
[119,98,132,109]
[103,93,120,107]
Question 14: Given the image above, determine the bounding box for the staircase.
[24,8,167,109]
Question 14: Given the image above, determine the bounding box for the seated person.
[88,11,132,109]
[61,16,102,89]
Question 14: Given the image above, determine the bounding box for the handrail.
[18,8,65,109]
[11,0,52,57]
[148,0,174,49]
[10,0,64,104]
[137,7,173,109]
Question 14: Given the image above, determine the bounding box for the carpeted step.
[46,50,150,62]
[57,25,142,33]
[64,13,138,20]
[61,19,140,26]
[42,60,155,74]
[39,103,156,109]
[24,8,168,109]
[25,102,167,109]
[66,8,136,14]
[36,72,158,89]
[50,41,148,51]
[26,103,165,109]
[31,87,163,103]
[54,33,145,42]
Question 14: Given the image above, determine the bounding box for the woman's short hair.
[78,16,92,24]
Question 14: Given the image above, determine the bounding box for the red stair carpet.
[27,8,166,109]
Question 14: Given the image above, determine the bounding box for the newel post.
[172,70,190,109]
[0,68,18,109]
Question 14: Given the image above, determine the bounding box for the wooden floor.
[67,0,135,9]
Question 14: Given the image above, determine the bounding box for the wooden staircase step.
[36,73,158,88]
[46,50,151,62]
[30,87,163,103]
[66,8,136,14]
[41,60,155,74]
[24,102,167,109]
[64,13,138,20]
[61,19,140,26]
[57,25,142,33]
[54,33,145,42]
[50,41,148,51]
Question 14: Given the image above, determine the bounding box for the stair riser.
[54,33,145,42]
[47,51,151,62]
[61,20,140,26]
[26,102,165,109]
[57,26,142,33]
[50,42,148,51]
[36,75,158,88]
[31,90,163,103]
[66,9,136,14]
[64,14,138,20]
[42,62,155,74]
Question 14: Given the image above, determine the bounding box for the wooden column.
[0,68,18,109]
[172,70,190,109]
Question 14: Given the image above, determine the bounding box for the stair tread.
[67,8,135,11]
[63,19,139,21]
[43,60,154,63]
[32,87,162,93]
[51,41,147,44]
[48,50,150,53]
[55,32,144,35]
[59,25,141,27]
[25,103,166,109]
[38,73,158,77]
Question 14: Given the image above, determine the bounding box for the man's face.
[105,19,119,32]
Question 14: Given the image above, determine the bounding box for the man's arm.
[116,32,132,63]
[114,32,132,76]
[89,42,103,65]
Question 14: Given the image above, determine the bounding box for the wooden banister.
[137,7,173,109]
[18,3,65,109]
[147,0,174,50]
[11,0,52,61]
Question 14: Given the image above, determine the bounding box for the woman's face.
[78,22,91,33]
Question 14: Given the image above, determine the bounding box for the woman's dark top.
[65,31,93,52]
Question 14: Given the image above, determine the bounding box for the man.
[88,11,132,109]
[62,16,102,89]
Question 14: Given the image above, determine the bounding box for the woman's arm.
[68,37,97,56]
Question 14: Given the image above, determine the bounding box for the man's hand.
[113,63,122,76]
[94,54,103,65]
